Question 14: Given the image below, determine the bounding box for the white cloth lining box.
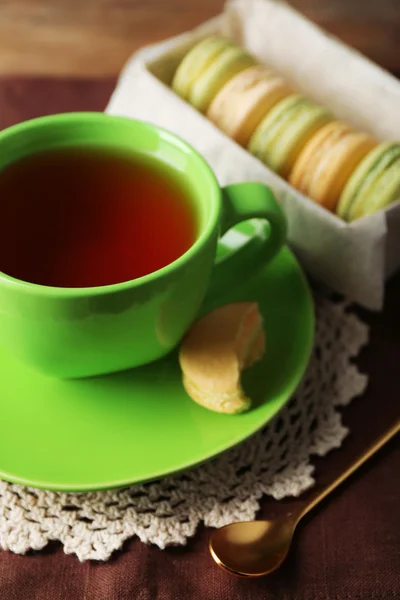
[107,0,400,310]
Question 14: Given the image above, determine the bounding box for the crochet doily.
[0,297,368,561]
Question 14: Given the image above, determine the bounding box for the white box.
[107,0,400,310]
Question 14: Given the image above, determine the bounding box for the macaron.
[179,302,265,414]
[187,45,256,113]
[248,94,332,178]
[207,65,293,146]
[337,142,400,221]
[289,121,377,212]
[172,36,233,100]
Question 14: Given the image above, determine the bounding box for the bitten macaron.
[207,65,293,146]
[179,302,265,414]
[248,94,332,177]
[172,36,256,113]
[337,142,400,221]
[289,121,377,212]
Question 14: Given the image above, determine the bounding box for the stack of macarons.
[172,36,400,220]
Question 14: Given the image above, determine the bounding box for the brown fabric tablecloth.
[0,78,399,600]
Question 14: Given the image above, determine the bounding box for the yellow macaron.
[289,121,377,211]
[207,65,293,146]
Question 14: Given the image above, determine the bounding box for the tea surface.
[0,146,197,287]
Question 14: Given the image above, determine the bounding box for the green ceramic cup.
[0,113,286,378]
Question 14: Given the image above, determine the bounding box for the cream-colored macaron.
[179,302,265,414]
[207,65,293,146]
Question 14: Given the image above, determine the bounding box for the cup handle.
[206,182,287,299]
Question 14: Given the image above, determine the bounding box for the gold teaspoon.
[210,421,399,578]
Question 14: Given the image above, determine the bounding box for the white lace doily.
[0,297,368,561]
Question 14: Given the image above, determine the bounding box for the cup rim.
[0,112,222,297]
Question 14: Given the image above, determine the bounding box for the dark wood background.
[0,0,398,77]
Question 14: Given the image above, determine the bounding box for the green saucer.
[0,247,314,491]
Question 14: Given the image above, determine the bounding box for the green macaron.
[188,45,256,113]
[337,142,400,221]
[172,37,233,100]
[248,94,332,177]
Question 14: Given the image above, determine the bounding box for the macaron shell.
[307,133,377,211]
[249,95,332,177]
[278,108,332,178]
[289,121,353,192]
[188,46,256,113]
[337,142,400,220]
[207,65,293,146]
[249,94,302,155]
[172,36,232,99]
[352,157,400,219]
[179,302,264,415]
[182,377,251,415]
[179,302,262,394]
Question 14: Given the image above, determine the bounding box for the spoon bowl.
[210,515,298,577]
[209,421,399,577]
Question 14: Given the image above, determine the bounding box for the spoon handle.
[299,420,399,520]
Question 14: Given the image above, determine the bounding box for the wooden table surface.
[0,0,398,77]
